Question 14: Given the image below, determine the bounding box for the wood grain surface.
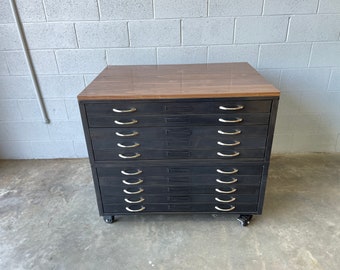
[77,63,280,100]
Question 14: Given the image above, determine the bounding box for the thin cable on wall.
[9,0,50,124]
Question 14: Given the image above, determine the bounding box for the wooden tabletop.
[77,63,280,100]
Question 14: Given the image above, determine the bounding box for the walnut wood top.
[77,63,280,100]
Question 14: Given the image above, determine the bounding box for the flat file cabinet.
[78,63,280,226]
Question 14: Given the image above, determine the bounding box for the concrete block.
[182,18,233,45]
[16,0,46,22]
[328,69,340,91]
[155,0,206,18]
[274,114,293,133]
[280,68,331,91]
[99,0,153,20]
[288,15,340,42]
[258,43,311,68]
[55,49,106,74]
[84,74,98,86]
[23,23,77,49]
[129,20,180,47]
[209,0,263,16]
[17,99,41,120]
[157,47,207,65]
[319,0,340,14]
[271,133,293,153]
[73,139,88,158]
[0,52,9,75]
[44,99,68,120]
[5,51,59,75]
[310,42,340,67]
[30,140,76,158]
[44,0,99,21]
[257,69,281,89]
[208,45,259,68]
[65,99,81,121]
[235,16,289,44]
[263,0,319,15]
[290,114,322,133]
[0,24,21,50]
[75,22,128,48]
[0,100,22,121]
[299,91,340,114]
[0,141,33,159]
[0,122,50,141]
[277,91,302,116]
[48,121,84,140]
[0,76,36,99]
[0,0,14,23]
[38,75,85,98]
[107,48,156,65]
[291,132,337,152]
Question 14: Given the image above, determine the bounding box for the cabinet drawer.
[102,203,258,214]
[94,148,265,161]
[96,163,264,177]
[87,113,270,127]
[85,100,272,116]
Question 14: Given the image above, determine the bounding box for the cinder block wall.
[0,0,339,158]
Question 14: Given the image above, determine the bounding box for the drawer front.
[94,148,265,161]
[85,100,272,116]
[87,113,270,128]
[102,203,258,214]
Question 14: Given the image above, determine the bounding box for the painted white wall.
[0,0,339,158]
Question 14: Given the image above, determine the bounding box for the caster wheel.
[103,216,114,224]
[237,215,253,226]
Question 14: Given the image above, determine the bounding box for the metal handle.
[112,107,136,113]
[126,205,145,212]
[123,188,144,195]
[122,179,143,185]
[215,188,237,194]
[216,168,238,174]
[117,142,140,148]
[124,197,144,204]
[215,197,236,203]
[118,153,141,159]
[115,131,139,137]
[121,169,142,176]
[215,205,235,212]
[217,141,240,146]
[219,105,244,111]
[216,178,238,184]
[219,118,243,123]
[114,119,138,125]
[217,151,240,157]
[218,129,241,135]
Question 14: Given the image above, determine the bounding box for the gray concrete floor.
[0,154,339,270]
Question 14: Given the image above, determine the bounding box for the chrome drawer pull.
[218,129,241,135]
[119,153,141,159]
[215,188,237,194]
[117,142,140,148]
[216,178,238,184]
[114,119,138,125]
[217,151,240,157]
[219,117,243,123]
[216,168,238,174]
[219,105,244,111]
[215,197,236,203]
[115,131,139,137]
[123,188,144,195]
[122,178,143,185]
[217,141,240,146]
[124,197,144,204]
[112,107,136,113]
[121,169,142,176]
[126,206,145,212]
[215,205,235,212]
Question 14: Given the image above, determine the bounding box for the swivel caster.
[103,216,114,224]
[237,215,253,226]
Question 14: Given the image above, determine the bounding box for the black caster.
[103,216,114,224]
[237,215,253,226]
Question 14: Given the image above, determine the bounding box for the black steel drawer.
[102,203,258,214]
[87,113,270,128]
[85,99,272,116]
